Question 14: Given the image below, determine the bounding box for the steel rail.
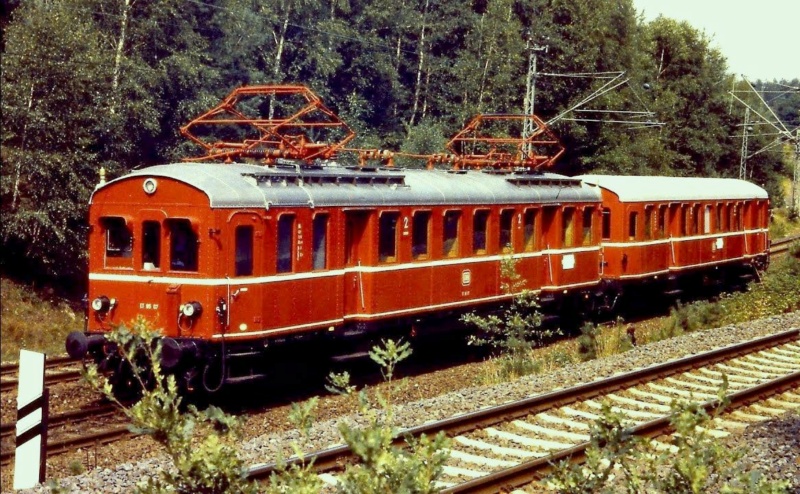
[442,370,800,493]
[0,368,83,393]
[0,424,132,466]
[0,403,118,441]
[246,328,799,482]
[0,355,76,377]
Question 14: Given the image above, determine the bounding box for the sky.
[632,0,800,82]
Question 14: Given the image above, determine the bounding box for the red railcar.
[578,175,770,305]
[68,162,602,392]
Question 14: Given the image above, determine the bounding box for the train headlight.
[91,296,111,313]
[181,301,203,318]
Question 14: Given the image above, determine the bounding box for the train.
[65,86,771,394]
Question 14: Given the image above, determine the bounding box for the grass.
[0,277,81,362]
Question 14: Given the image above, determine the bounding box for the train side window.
[733,204,743,231]
[312,214,328,270]
[472,210,489,255]
[703,205,712,234]
[235,225,253,276]
[443,210,461,258]
[601,209,611,240]
[168,219,198,271]
[562,208,575,247]
[523,209,537,251]
[277,215,294,273]
[142,221,161,270]
[500,209,514,253]
[412,211,430,259]
[680,206,688,236]
[379,212,399,263]
[543,207,558,248]
[582,208,593,246]
[716,204,724,232]
[102,217,132,259]
[644,206,653,240]
[628,211,637,241]
[657,206,667,238]
[691,205,700,234]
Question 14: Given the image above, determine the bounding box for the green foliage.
[333,339,450,494]
[83,319,257,494]
[462,256,554,379]
[547,395,789,493]
[576,321,599,361]
[2,0,797,292]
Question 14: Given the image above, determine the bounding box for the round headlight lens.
[181,301,202,318]
[91,296,110,312]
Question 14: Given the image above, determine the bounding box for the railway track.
[770,233,800,256]
[0,356,82,392]
[246,328,800,492]
[0,403,126,466]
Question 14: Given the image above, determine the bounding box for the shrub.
[577,322,599,361]
[83,319,258,494]
[329,339,451,494]
[462,256,555,379]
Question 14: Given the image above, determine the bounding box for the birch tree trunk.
[110,0,132,115]
[408,0,429,127]
[12,83,35,210]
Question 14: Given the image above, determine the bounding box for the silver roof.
[577,175,768,203]
[94,162,601,208]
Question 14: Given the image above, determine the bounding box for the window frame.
[378,211,400,263]
[312,213,328,271]
[442,210,461,258]
[411,210,431,260]
[234,225,253,276]
[523,208,538,252]
[472,209,490,255]
[276,214,295,274]
[167,218,199,272]
[499,209,514,253]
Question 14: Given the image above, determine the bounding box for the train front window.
[235,225,253,276]
[168,219,198,272]
[142,221,161,270]
[103,217,132,259]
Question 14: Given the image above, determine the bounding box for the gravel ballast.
[8,310,800,493]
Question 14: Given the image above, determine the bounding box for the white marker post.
[13,350,48,490]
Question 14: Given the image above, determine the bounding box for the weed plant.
[462,256,556,380]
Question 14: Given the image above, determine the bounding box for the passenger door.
[343,210,372,318]
[226,213,263,335]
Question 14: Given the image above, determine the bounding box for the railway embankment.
[8,310,798,493]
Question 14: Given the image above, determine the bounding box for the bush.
[83,319,258,494]
[462,256,556,380]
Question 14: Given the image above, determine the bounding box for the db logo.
[461,269,472,286]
